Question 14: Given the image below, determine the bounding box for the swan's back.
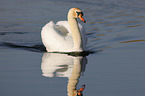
[41,21,87,52]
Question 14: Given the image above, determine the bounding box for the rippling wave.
[0,0,145,52]
[84,0,145,50]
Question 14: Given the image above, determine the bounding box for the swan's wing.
[41,21,73,51]
[57,21,87,41]
[56,21,72,35]
[55,25,68,36]
[57,21,87,49]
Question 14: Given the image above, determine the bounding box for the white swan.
[41,8,87,52]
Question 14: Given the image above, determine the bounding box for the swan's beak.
[78,14,86,23]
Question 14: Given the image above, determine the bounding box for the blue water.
[0,0,145,96]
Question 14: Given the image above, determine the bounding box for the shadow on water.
[0,42,100,56]
[0,32,28,35]
[0,42,46,52]
[51,50,100,57]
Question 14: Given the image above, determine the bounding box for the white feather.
[41,21,87,52]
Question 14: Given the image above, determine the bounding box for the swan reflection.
[41,53,87,96]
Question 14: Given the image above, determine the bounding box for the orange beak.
[78,14,86,23]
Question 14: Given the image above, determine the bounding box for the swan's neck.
[68,14,83,51]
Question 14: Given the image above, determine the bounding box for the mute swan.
[41,8,87,52]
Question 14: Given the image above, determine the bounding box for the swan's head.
[68,8,86,23]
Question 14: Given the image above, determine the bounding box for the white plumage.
[41,8,87,52]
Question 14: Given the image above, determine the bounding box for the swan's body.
[41,8,87,52]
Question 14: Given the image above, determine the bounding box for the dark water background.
[0,0,145,96]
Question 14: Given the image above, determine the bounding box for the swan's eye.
[76,11,84,17]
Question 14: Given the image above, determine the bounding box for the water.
[0,0,145,96]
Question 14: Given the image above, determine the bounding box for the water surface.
[0,0,145,96]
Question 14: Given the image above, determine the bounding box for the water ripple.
[84,0,145,50]
[0,0,145,52]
